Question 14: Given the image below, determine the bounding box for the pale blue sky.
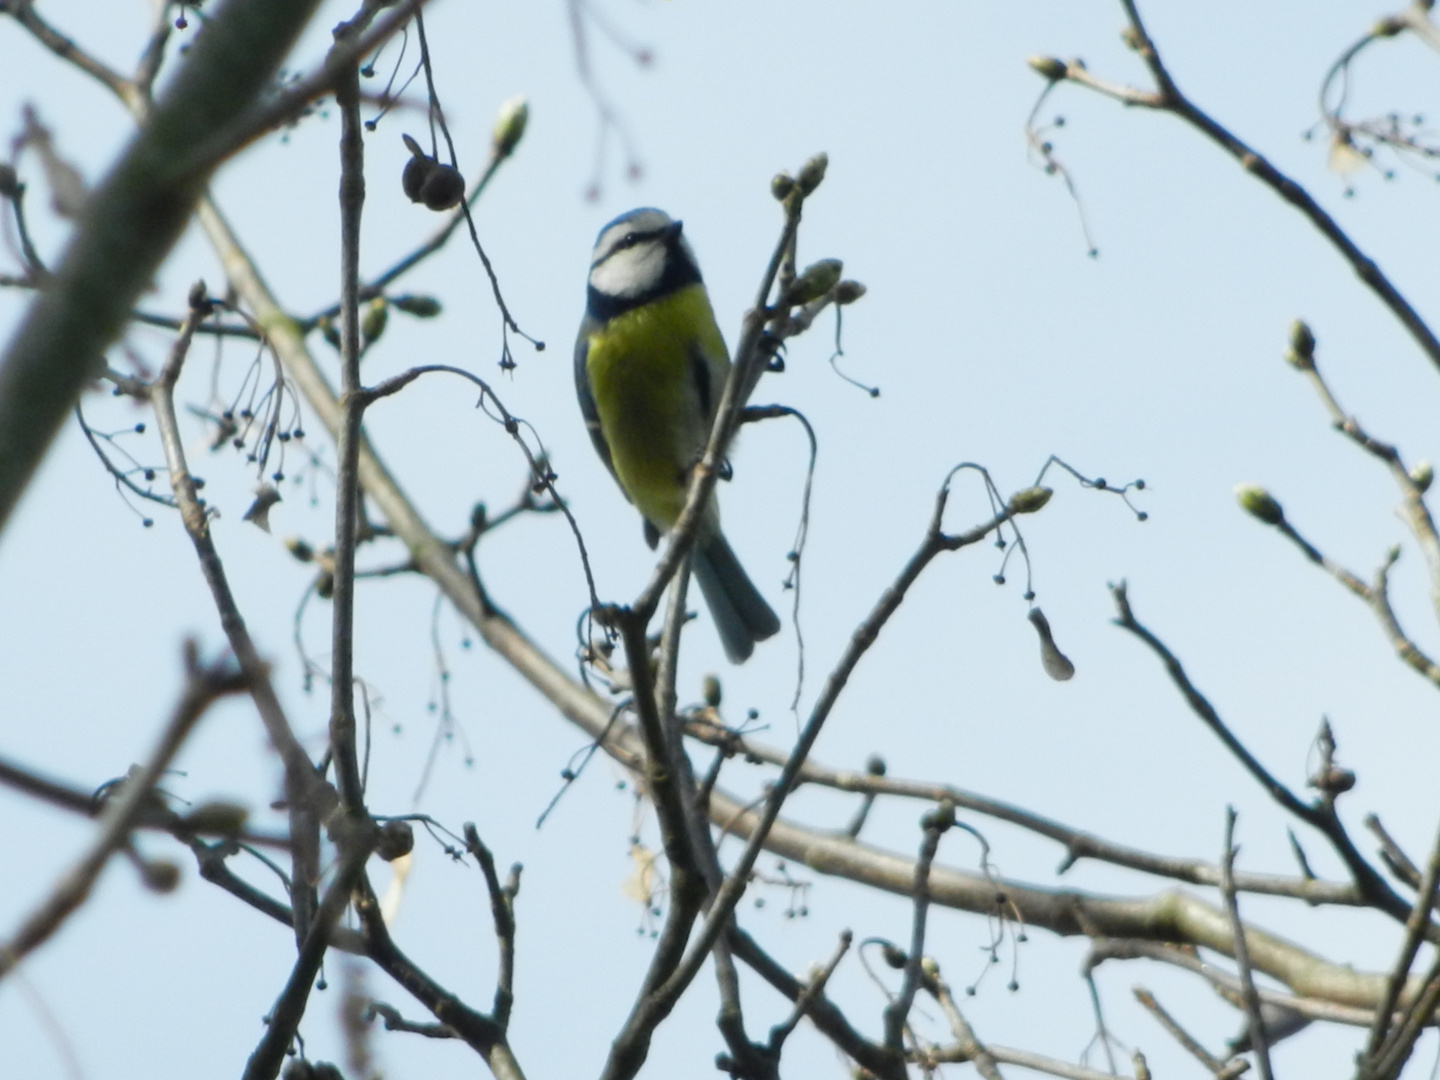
[3,2,1439,1077]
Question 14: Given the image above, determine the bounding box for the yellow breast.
[585,285,729,529]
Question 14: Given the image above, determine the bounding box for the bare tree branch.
[0,646,247,979]
[0,0,327,535]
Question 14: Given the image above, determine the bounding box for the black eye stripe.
[609,225,668,256]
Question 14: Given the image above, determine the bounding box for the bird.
[575,207,781,663]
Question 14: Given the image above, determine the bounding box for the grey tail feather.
[692,532,781,664]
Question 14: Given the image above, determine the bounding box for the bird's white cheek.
[590,244,664,299]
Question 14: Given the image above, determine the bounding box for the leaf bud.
[834,280,867,305]
[1410,460,1433,492]
[795,152,828,196]
[771,172,795,200]
[361,296,389,345]
[784,258,843,306]
[491,95,529,160]
[318,315,340,351]
[1007,486,1053,515]
[1284,319,1315,370]
[702,674,722,708]
[1235,483,1285,526]
[181,800,249,836]
[140,858,181,894]
[391,294,442,318]
[924,798,956,832]
[1027,56,1068,81]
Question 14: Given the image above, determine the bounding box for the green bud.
[140,858,181,894]
[771,172,795,200]
[784,258,843,306]
[920,956,941,980]
[880,943,907,969]
[1411,460,1434,492]
[925,798,956,832]
[1285,319,1315,370]
[284,536,315,563]
[795,152,828,196]
[702,674,722,708]
[834,280,866,305]
[391,294,442,318]
[1373,15,1405,36]
[1235,482,1285,525]
[181,800,249,836]
[1007,486,1053,514]
[865,754,886,776]
[361,296,388,345]
[491,95,529,159]
[1027,55,1068,81]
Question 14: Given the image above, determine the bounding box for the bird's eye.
[619,232,640,249]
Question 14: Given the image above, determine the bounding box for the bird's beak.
[664,219,684,242]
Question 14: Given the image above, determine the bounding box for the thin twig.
[602,488,1020,1080]
[1365,815,1422,889]
[0,0,327,536]
[1366,947,1440,1079]
[683,717,1363,905]
[463,824,520,1028]
[1090,1,1440,376]
[352,876,525,1080]
[1362,803,1440,1062]
[926,969,1005,1079]
[884,811,945,1051]
[149,288,330,946]
[1112,581,1412,926]
[1132,986,1227,1072]
[0,646,247,979]
[242,820,377,1080]
[368,1001,459,1039]
[1221,809,1272,1080]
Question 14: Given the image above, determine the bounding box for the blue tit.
[575,208,781,663]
